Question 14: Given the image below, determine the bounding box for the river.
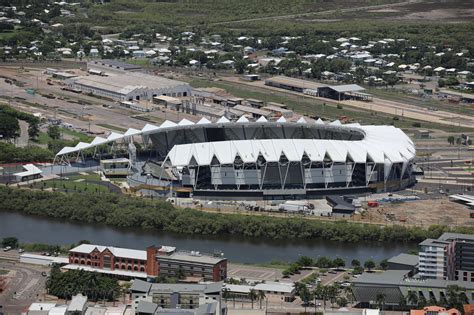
[0,212,416,263]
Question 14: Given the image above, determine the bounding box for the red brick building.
[65,244,227,281]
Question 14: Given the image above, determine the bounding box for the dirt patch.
[367,8,401,13]
[399,8,474,20]
[367,198,473,227]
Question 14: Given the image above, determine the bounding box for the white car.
[3,246,12,252]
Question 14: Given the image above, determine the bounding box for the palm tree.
[313,283,327,310]
[222,288,230,304]
[257,290,266,309]
[249,289,258,309]
[399,296,407,310]
[407,291,418,306]
[375,293,386,313]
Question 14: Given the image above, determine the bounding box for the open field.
[83,0,408,29]
[368,198,474,227]
[301,0,474,21]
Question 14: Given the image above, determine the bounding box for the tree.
[379,259,388,270]
[297,255,313,267]
[28,118,40,140]
[447,136,455,145]
[316,256,333,268]
[333,258,345,270]
[407,291,418,306]
[364,260,376,272]
[175,267,185,279]
[0,112,20,139]
[47,125,61,140]
[299,285,312,312]
[2,237,19,248]
[257,290,266,309]
[249,289,258,309]
[336,297,348,308]
[351,259,361,267]
[446,285,468,311]
[375,293,386,313]
[398,295,407,309]
[417,294,427,308]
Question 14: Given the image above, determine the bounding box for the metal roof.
[69,244,147,260]
[157,251,226,265]
[387,253,419,266]
[326,84,365,93]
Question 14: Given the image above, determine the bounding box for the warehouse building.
[67,71,191,101]
[265,76,372,101]
[88,60,143,73]
[265,76,325,93]
[318,84,372,101]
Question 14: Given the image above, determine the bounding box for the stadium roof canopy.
[55,118,415,171]
[163,125,414,167]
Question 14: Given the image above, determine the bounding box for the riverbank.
[2,186,473,244]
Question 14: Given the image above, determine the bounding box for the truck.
[279,200,312,213]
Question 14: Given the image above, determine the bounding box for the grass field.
[83,0,405,29]
[31,178,109,193]
[189,78,474,132]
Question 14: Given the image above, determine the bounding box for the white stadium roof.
[55,118,415,171]
[163,125,414,167]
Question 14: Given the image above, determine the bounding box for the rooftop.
[266,76,325,91]
[387,253,419,267]
[158,251,226,265]
[29,303,56,311]
[70,244,147,260]
[91,59,142,71]
[67,294,87,312]
[71,71,189,95]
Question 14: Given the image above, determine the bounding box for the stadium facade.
[55,116,416,199]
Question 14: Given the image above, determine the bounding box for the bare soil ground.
[302,0,474,21]
[367,198,473,227]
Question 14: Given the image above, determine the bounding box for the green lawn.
[31,179,109,193]
[68,173,102,181]
[60,128,94,142]
[36,132,52,145]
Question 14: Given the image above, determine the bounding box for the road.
[0,261,49,315]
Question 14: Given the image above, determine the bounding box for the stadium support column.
[347,162,356,187]
[260,163,267,190]
[366,162,376,186]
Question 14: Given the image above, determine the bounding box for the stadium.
[55,116,416,200]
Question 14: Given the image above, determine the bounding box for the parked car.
[18,248,24,253]
[3,246,11,252]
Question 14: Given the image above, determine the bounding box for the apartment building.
[418,233,474,281]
